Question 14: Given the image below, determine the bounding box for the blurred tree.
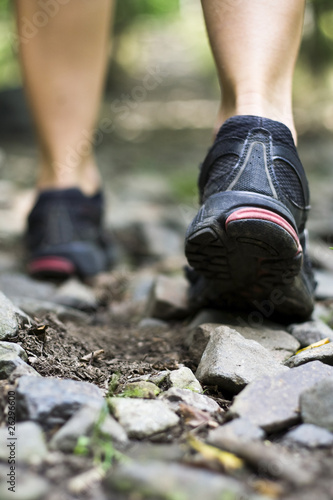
[114,0,180,32]
[300,0,333,73]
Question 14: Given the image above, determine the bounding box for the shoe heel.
[185,205,302,286]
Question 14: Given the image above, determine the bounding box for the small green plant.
[74,403,127,472]
[107,372,121,397]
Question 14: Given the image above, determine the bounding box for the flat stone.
[0,469,49,500]
[236,325,300,363]
[229,361,333,432]
[105,461,255,500]
[168,366,203,393]
[284,342,333,367]
[187,322,299,365]
[160,387,220,413]
[145,274,189,320]
[0,422,47,465]
[0,341,28,378]
[12,297,89,324]
[54,278,98,311]
[287,320,333,347]
[208,418,265,444]
[196,326,288,394]
[50,404,128,452]
[283,423,333,448]
[300,377,333,431]
[16,375,103,430]
[108,398,179,439]
[0,291,19,340]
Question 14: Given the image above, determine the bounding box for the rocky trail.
[1,247,333,500]
[1,118,333,500]
[1,116,333,500]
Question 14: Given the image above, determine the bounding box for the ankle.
[218,91,297,143]
[37,156,101,196]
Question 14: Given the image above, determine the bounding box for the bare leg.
[201,0,305,141]
[15,0,114,195]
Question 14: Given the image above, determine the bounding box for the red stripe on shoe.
[28,257,75,275]
[225,207,302,252]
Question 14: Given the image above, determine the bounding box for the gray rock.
[308,238,333,272]
[186,323,216,365]
[203,433,316,487]
[229,361,333,432]
[105,461,256,500]
[0,291,19,340]
[283,423,333,448]
[236,324,300,363]
[108,398,179,439]
[284,342,333,367]
[148,370,169,386]
[0,469,49,500]
[137,317,169,333]
[16,375,103,430]
[123,380,160,398]
[0,273,56,301]
[50,404,128,452]
[187,322,299,365]
[315,270,333,299]
[0,422,47,465]
[138,222,183,259]
[168,366,203,393]
[300,377,333,431]
[8,363,41,383]
[99,412,129,447]
[208,418,265,443]
[0,341,28,379]
[311,302,331,323]
[187,309,233,331]
[288,320,333,347]
[13,306,34,329]
[54,278,98,311]
[12,297,89,324]
[196,326,288,393]
[160,387,220,413]
[126,442,186,463]
[129,272,155,305]
[145,274,189,320]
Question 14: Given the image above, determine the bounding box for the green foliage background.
[1,0,333,91]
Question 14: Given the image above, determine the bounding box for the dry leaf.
[296,338,330,355]
[187,435,243,471]
[80,350,104,362]
[252,479,284,499]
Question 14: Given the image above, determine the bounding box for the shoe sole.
[28,256,76,280]
[28,241,110,280]
[185,199,314,318]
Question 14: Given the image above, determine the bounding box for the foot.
[25,188,114,280]
[185,115,316,321]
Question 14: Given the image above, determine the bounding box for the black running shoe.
[26,188,114,279]
[185,115,316,321]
